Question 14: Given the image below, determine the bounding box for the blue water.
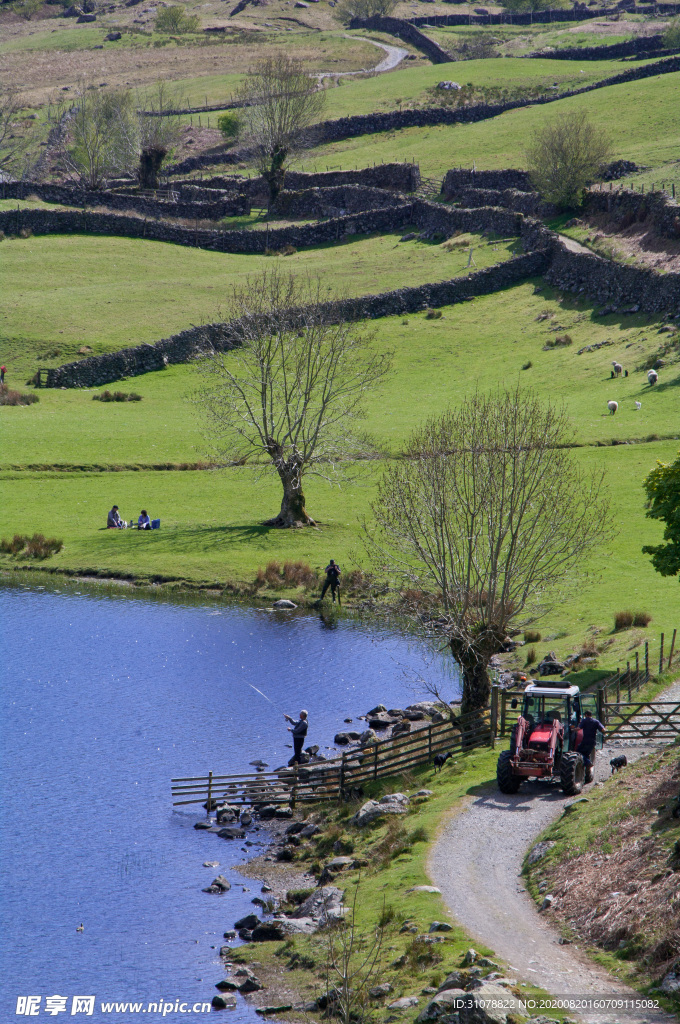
[0,580,459,1022]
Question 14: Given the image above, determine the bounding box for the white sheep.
[647,369,658,385]
[635,401,642,410]
[607,400,618,415]
[612,361,623,376]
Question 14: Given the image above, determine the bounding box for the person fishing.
[321,559,341,604]
[284,709,308,764]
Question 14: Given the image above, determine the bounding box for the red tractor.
[497,681,603,796]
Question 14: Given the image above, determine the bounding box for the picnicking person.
[138,510,151,530]
[284,709,309,764]
[107,505,127,529]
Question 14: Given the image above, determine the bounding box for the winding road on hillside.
[315,35,409,80]
[428,680,680,1024]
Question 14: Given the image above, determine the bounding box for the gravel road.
[315,35,409,80]
[428,682,680,1024]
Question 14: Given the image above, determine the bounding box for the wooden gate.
[603,700,680,740]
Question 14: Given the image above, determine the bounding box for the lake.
[0,579,459,1022]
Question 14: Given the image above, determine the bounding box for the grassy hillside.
[524,744,680,1011]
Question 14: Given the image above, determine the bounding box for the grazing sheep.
[647,369,658,385]
[612,361,623,376]
[635,401,642,410]
[607,400,618,415]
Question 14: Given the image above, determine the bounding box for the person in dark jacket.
[576,709,606,768]
[321,560,341,604]
[284,710,308,763]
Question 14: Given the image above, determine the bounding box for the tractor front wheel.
[560,752,585,796]
[497,750,522,794]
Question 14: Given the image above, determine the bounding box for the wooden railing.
[171,708,492,809]
[602,700,680,739]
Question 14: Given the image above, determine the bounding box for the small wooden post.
[597,686,605,724]
[500,691,507,739]
[668,628,677,670]
[373,743,379,780]
[339,752,346,800]
[616,671,621,704]
[428,724,432,760]
[627,662,632,702]
[645,640,649,679]
[490,684,499,748]
[635,649,639,684]
[206,770,213,819]
[659,633,665,676]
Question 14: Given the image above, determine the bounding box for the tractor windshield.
[522,694,570,726]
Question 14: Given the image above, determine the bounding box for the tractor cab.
[498,680,604,796]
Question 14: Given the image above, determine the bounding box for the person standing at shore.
[284,710,308,764]
[321,559,341,604]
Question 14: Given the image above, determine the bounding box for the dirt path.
[428,681,680,1024]
[316,35,409,79]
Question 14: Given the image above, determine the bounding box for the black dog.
[610,755,628,773]
[434,751,453,772]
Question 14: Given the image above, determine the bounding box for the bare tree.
[195,269,392,528]
[0,86,32,179]
[526,111,611,209]
[53,85,138,188]
[235,55,326,207]
[137,80,183,188]
[321,885,385,1024]
[367,389,611,714]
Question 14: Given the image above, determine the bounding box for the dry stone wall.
[525,35,669,60]
[171,164,420,195]
[584,188,680,240]
[407,4,678,25]
[348,16,453,63]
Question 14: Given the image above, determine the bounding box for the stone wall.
[449,186,556,218]
[525,34,669,60]
[584,187,680,240]
[407,4,677,25]
[0,180,250,219]
[45,251,549,388]
[1,197,524,256]
[172,164,421,196]
[443,168,533,195]
[270,185,407,218]
[546,237,680,314]
[348,15,453,63]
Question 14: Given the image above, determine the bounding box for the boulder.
[368,711,400,729]
[526,841,555,866]
[403,709,426,721]
[359,729,377,746]
[369,983,392,999]
[255,1007,293,1016]
[659,966,680,994]
[461,949,478,966]
[293,885,344,925]
[334,732,353,745]
[406,885,441,894]
[537,652,565,676]
[392,719,412,736]
[351,793,409,827]
[276,848,294,862]
[251,922,286,942]
[300,823,319,838]
[194,820,211,830]
[239,977,262,993]
[279,916,317,935]
[429,921,453,933]
[104,30,121,39]
[212,995,235,1010]
[406,702,440,715]
[416,989,467,1021]
[274,806,293,818]
[326,856,354,870]
[222,930,237,940]
[203,875,231,893]
[540,895,554,910]
[367,704,387,715]
[77,12,97,19]
[390,996,419,1010]
[414,789,433,798]
[217,826,245,839]
[234,913,260,930]
[273,599,296,609]
[461,982,527,1024]
[258,805,278,819]
[215,980,239,991]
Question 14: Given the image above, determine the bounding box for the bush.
[255,560,317,589]
[633,611,652,627]
[425,308,443,320]
[524,630,541,643]
[336,0,396,24]
[0,533,63,560]
[286,887,315,906]
[93,390,142,402]
[662,16,680,48]
[522,361,532,370]
[0,384,39,406]
[614,610,634,631]
[524,646,536,666]
[526,111,611,209]
[217,112,242,144]
[155,5,199,33]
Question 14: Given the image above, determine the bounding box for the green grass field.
[304,71,680,178]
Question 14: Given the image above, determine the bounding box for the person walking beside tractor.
[321,559,341,604]
[284,709,308,764]
[575,708,606,769]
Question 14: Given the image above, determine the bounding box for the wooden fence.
[173,634,679,810]
[171,707,492,810]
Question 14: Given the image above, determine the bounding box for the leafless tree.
[234,55,326,207]
[195,269,392,528]
[52,85,138,188]
[526,111,611,209]
[321,884,385,1024]
[367,389,611,714]
[137,80,183,188]
[0,86,32,179]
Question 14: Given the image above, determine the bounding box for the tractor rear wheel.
[497,750,522,794]
[560,752,585,795]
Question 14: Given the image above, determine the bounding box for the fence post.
[500,691,507,738]
[290,765,298,810]
[616,670,621,704]
[428,724,432,760]
[635,649,639,685]
[597,686,605,724]
[668,628,677,670]
[490,685,499,748]
[206,770,213,819]
[373,743,379,781]
[659,633,665,676]
[645,641,649,679]
[627,662,632,702]
[339,752,346,800]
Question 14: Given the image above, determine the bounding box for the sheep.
[647,369,658,385]
[612,361,623,376]
[635,401,642,410]
[607,400,618,415]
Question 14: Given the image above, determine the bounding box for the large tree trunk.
[264,146,287,207]
[139,147,167,190]
[265,442,315,528]
[449,640,492,715]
